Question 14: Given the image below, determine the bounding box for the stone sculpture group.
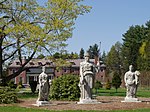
[35,53,141,106]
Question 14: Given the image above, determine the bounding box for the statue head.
[84,52,90,62]
[129,65,134,72]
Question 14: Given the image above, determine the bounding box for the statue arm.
[124,73,128,86]
[79,63,84,85]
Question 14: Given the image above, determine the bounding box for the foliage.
[17,80,25,89]
[52,52,79,59]
[87,44,99,59]
[101,51,107,63]
[29,81,37,94]
[7,80,17,89]
[94,81,103,94]
[37,54,45,59]
[94,81,103,89]
[105,79,111,90]
[111,71,122,92]
[138,41,150,70]
[0,87,17,104]
[106,41,122,75]
[79,48,85,59]
[0,0,91,83]
[50,74,80,100]
[122,24,147,71]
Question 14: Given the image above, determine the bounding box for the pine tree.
[79,48,84,59]
[112,71,122,92]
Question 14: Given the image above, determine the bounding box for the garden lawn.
[0,106,150,112]
[95,88,150,98]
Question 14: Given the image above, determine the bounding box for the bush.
[0,87,17,104]
[17,81,25,89]
[7,80,17,89]
[105,79,111,90]
[29,81,37,94]
[94,81,103,89]
[50,74,80,101]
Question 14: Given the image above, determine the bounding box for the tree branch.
[6,45,38,81]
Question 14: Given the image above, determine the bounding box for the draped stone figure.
[123,65,141,102]
[36,66,50,106]
[78,52,100,104]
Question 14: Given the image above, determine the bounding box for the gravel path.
[15,96,150,111]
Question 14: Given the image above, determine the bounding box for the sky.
[38,0,150,54]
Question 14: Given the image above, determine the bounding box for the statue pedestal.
[121,97,141,102]
[33,101,51,107]
[77,98,101,104]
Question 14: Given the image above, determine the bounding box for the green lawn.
[0,106,149,112]
[17,87,150,99]
[17,92,38,99]
[94,88,150,98]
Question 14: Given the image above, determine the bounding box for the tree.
[94,81,102,94]
[106,41,122,75]
[0,0,91,84]
[122,25,146,71]
[79,48,84,59]
[37,54,45,59]
[87,44,99,59]
[105,79,111,90]
[112,71,122,92]
[101,51,107,63]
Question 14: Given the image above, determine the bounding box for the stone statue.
[78,52,100,104]
[123,65,140,102]
[37,66,50,102]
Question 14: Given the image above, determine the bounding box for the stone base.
[32,101,51,107]
[121,97,141,102]
[77,99,101,104]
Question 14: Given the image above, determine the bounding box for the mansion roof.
[8,58,96,68]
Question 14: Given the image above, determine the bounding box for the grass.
[93,87,150,98]
[17,87,150,99]
[0,106,149,112]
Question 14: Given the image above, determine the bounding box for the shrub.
[105,79,111,90]
[7,80,17,89]
[112,71,122,92]
[17,81,25,89]
[0,87,17,104]
[94,81,103,89]
[29,81,37,94]
[50,74,80,101]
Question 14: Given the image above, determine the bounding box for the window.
[38,62,42,65]
[46,62,51,65]
[64,68,67,72]
[29,62,34,65]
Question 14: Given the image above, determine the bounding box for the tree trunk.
[0,38,3,80]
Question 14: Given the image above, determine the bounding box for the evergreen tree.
[106,41,122,75]
[112,71,122,92]
[122,25,146,70]
[79,48,84,59]
[87,44,99,59]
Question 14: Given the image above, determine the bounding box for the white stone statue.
[37,66,50,102]
[123,65,140,102]
[78,52,100,104]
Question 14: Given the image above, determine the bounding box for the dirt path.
[15,96,150,111]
